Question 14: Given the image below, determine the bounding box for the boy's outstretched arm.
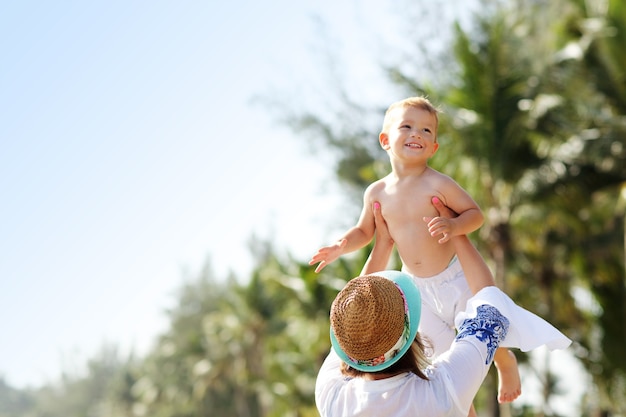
[310,190,377,273]
[309,226,373,273]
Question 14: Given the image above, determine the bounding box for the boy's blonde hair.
[381,96,439,138]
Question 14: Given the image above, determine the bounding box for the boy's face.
[379,106,438,161]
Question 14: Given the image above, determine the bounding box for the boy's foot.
[494,348,522,403]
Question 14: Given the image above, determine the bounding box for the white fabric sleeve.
[432,303,510,413]
[315,350,344,414]
[455,286,572,351]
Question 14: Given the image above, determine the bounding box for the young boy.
[309,96,521,404]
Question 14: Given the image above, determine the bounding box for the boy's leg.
[417,300,456,357]
[494,347,522,403]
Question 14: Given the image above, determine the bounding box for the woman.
[314,198,571,417]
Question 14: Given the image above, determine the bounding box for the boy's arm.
[309,187,377,273]
[309,227,372,273]
[428,177,484,243]
[361,202,394,275]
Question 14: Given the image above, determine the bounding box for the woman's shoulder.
[317,371,458,417]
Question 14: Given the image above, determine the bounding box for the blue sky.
[0,2,584,414]
[0,0,400,388]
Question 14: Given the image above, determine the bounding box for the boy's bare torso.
[369,169,457,278]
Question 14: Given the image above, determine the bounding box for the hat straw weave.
[330,275,406,362]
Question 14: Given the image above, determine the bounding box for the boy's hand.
[425,217,454,243]
[424,196,459,243]
[309,239,347,273]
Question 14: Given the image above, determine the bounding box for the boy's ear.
[379,132,390,150]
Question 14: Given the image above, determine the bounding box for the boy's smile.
[405,142,424,149]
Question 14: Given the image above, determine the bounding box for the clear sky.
[0,0,401,389]
[0,2,584,414]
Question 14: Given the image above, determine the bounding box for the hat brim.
[330,270,421,372]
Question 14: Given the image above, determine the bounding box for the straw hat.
[330,270,421,372]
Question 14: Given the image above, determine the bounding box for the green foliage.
[0,378,35,417]
[1,346,136,417]
[114,253,342,417]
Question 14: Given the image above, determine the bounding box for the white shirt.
[316,286,572,417]
[315,328,494,417]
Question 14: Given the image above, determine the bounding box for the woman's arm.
[433,304,509,413]
[361,202,394,275]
